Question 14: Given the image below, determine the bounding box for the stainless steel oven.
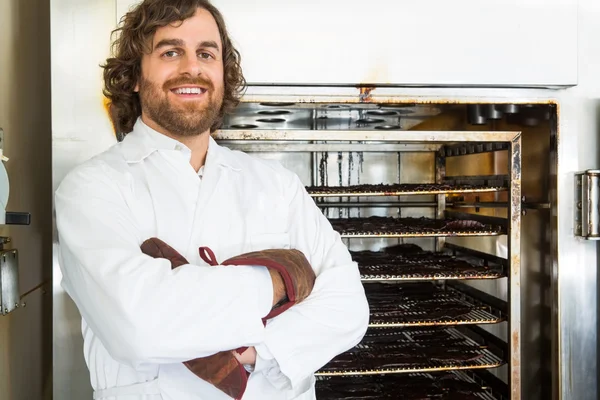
[214,91,553,400]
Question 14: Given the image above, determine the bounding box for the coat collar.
[119,118,242,172]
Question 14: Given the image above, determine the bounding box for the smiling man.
[54,1,369,399]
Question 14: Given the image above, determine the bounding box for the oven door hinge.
[575,170,600,239]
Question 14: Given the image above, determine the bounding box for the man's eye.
[199,52,213,59]
[163,50,179,58]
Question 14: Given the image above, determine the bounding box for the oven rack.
[330,216,504,238]
[316,327,505,376]
[214,126,521,399]
[307,179,508,198]
[316,370,498,400]
[365,283,503,327]
[354,244,505,281]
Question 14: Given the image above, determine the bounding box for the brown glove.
[140,238,317,400]
[140,237,248,399]
[199,246,316,321]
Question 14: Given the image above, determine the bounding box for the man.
[54,0,369,399]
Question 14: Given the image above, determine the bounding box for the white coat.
[54,118,370,400]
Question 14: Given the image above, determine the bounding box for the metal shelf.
[354,244,505,281]
[365,283,504,327]
[316,327,505,376]
[330,216,504,238]
[307,182,507,197]
[316,371,498,400]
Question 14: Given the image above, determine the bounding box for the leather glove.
[140,237,248,399]
[199,246,316,321]
[140,238,316,399]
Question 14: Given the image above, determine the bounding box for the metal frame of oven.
[215,95,522,399]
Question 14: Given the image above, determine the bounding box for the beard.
[138,75,223,137]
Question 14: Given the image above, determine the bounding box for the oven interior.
[216,100,555,400]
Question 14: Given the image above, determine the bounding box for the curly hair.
[101,0,246,135]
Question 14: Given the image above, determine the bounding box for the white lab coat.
[54,118,370,400]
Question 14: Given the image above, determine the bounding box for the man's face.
[136,7,225,137]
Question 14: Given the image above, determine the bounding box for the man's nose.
[178,53,203,76]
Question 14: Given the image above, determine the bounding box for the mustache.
[163,76,214,91]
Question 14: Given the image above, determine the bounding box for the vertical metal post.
[435,148,446,252]
[548,112,559,400]
[397,151,402,245]
[508,134,522,399]
[310,108,317,187]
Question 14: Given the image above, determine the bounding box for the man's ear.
[134,81,140,92]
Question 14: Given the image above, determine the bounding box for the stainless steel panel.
[215,129,522,142]
[223,102,442,131]
[4,282,52,400]
[507,135,522,399]
[219,143,440,152]
[0,249,19,315]
[116,0,578,86]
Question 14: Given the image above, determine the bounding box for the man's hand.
[233,346,257,366]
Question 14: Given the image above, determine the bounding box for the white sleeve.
[253,171,370,390]
[55,162,273,369]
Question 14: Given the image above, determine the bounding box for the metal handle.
[5,212,31,225]
[0,244,19,315]
[575,170,600,239]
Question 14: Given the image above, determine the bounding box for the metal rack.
[316,371,500,400]
[215,107,521,400]
[354,244,506,281]
[330,216,504,237]
[365,282,504,327]
[306,180,508,197]
[316,326,505,375]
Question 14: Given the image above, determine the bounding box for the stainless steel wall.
[119,0,579,86]
[0,0,52,398]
